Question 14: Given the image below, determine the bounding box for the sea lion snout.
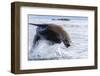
[63,40,71,48]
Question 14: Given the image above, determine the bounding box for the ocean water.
[28,16,88,60]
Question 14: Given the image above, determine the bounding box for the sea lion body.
[29,23,71,48]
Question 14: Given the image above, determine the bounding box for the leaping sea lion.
[29,23,71,48]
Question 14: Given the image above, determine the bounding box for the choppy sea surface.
[28,16,88,60]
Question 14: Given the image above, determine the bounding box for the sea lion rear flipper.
[29,23,48,27]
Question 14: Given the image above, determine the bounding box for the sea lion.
[29,23,71,48]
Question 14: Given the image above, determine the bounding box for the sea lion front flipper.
[33,34,40,47]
